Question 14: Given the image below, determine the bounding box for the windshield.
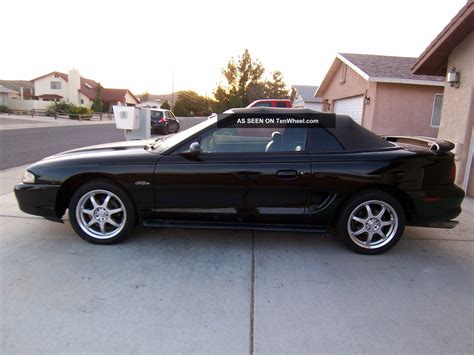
[152,116,216,152]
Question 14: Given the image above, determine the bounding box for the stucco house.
[315,53,445,137]
[0,86,18,106]
[291,85,323,110]
[412,0,473,196]
[31,70,139,111]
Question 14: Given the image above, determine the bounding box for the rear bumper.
[151,123,166,133]
[14,183,61,219]
[408,184,465,227]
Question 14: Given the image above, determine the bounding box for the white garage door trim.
[333,95,364,125]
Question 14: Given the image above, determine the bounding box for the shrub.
[68,105,93,119]
[46,101,92,119]
[0,105,11,113]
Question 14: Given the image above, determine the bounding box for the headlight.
[22,170,36,184]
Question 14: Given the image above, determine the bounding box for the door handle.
[276,169,298,179]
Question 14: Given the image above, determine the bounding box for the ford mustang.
[14,108,465,254]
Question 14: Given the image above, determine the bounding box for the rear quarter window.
[308,127,343,153]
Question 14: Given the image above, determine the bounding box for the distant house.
[31,70,139,111]
[0,80,34,99]
[0,86,18,106]
[412,1,473,196]
[291,85,322,110]
[315,53,444,137]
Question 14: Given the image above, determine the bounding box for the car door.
[238,127,311,224]
[153,123,311,225]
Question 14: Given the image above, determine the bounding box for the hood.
[47,140,153,158]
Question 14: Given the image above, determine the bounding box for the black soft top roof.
[227,108,394,150]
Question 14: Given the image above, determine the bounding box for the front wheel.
[336,191,405,254]
[69,181,136,244]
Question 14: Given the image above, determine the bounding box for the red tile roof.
[101,88,138,103]
[37,94,63,100]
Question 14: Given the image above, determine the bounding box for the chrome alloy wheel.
[76,189,127,239]
[347,200,399,249]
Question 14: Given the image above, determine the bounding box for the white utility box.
[113,106,139,130]
[112,105,151,141]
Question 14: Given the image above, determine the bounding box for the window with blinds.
[431,94,443,127]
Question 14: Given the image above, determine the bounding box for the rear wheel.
[336,191,405,254]
[69,181,136,244]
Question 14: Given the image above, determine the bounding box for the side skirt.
[142,219,330,233]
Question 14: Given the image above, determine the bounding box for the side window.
[307,127,343,153]
[253,102,272,107]
[164,111,171,119]
[276,101,288,107]
[168,111,176,119]
[199,124,307,154]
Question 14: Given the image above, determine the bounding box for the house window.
[50,81,61,90]
[431,94,443,127]
[80,99,84,104]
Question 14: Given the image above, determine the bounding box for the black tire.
[336,190,405,254]
[68,180,136,244]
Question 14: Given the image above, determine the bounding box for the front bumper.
[14,183,61,219]
[408,184,465,227]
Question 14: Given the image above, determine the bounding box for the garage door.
[333,95,364,125]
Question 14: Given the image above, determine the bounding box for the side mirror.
[189,142,201,153]
[179,141,202,161]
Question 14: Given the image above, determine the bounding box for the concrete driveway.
[1,165,473,354]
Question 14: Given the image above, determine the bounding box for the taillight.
[449,163,456,183]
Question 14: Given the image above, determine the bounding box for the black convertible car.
[15,108,464,254]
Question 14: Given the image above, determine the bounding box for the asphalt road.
[0,117,207,170]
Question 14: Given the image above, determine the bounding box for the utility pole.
[171,70,175,111]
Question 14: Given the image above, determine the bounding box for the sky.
[1,0,467,97]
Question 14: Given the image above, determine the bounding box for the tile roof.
[38,94,63,100]
[340,53,445,82]
[101,88,132,103]
[291,85,322,102]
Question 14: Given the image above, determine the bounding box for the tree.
[161,100,171,110]
[91,83,103,112]
[141,91,150,101]
[212,49,289,112]
[173,99,190,116]
[266,71,289,99]
[174,90,212,116]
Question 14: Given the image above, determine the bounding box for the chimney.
[20,87,24,100]
[68,69,80,105]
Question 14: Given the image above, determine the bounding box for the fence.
[27,109,113,121]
